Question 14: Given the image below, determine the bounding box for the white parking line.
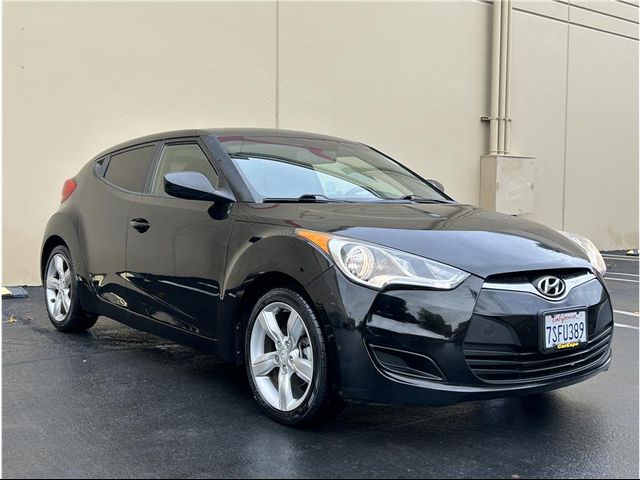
[614,309,639,318]
[602,255,639,261]
[605,277,639,283]
[605,272,639,277]
[614,323,639,330]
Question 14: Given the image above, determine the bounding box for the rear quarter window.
[93,157,107,176]
[104,145,156,192]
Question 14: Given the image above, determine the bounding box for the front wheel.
[245,288,334,426]
[44,245,97,332]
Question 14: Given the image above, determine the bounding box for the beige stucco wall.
[278,0,491,204]
[564,23,639,248]
[3,1,277,284]
[3,0,639,285]
[510,6,569,229]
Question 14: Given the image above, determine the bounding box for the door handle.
[130,218,150,233]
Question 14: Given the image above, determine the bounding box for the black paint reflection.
[124,271,220,337]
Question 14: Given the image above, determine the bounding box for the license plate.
[542,310,588,352]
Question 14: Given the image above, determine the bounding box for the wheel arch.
[41,212,90,290]
[219,233,335,365]
[238,271,305,323]
[40,235,68,282]
[229,271,322,364]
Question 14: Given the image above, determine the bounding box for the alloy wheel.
[249,301,314,412]
[45,253,72,322]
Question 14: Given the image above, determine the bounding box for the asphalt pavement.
[2,254,638,478]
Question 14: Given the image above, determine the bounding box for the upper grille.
[464,324,612,385]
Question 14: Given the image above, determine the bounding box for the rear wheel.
[245,288,334,426]
[44,245,97,332]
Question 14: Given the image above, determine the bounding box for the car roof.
[209,128,358,143]
[93,128,362,159]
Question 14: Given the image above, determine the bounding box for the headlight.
[296,230,469,290]
[560,231,606,276]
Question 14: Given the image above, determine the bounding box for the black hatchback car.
[42,128,613,425]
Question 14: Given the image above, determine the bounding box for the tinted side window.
[150,144,218,197]
[93,156,108,176]
[104,145,156,192]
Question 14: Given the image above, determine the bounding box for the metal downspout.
[488,0,502,155]
[504,0,513,154]
[488,0,513,155]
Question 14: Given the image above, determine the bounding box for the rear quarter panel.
[41,163,96,311]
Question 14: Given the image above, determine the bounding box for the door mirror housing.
[427,179,445,192]
[163,172,235,203]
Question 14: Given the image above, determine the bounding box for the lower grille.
[464,325,612,384]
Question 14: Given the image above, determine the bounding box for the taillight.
[61,179,77,203]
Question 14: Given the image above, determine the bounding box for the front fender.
[225,231,332,292]
[218,223,333,362]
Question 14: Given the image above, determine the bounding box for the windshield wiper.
[399,195,455,204]
[262,194,346,203]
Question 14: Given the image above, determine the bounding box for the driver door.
[125,139,234,339]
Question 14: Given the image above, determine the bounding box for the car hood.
[235,202,593,278]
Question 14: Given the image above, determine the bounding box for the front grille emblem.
[536,276,566,299]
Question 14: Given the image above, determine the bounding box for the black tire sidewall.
[44,246,95,331]
[245,288,330,426]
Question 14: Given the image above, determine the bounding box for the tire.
[43,245,98,332]
[245,287,336,426]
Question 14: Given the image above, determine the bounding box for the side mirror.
[427,179,445,192]
[164,172,235,203]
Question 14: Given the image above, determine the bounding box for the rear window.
[104,145,156,192]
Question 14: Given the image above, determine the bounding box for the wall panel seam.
[614,0,640,8]
[514,5,639,39]
[562,0,570,230]
[275,0,280,128]
[513,6,568,24]
[570,2,639,24]
[570,20,639,40]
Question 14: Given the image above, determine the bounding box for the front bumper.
[306,267,613,406]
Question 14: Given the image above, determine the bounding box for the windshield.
[219,136,450,203]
